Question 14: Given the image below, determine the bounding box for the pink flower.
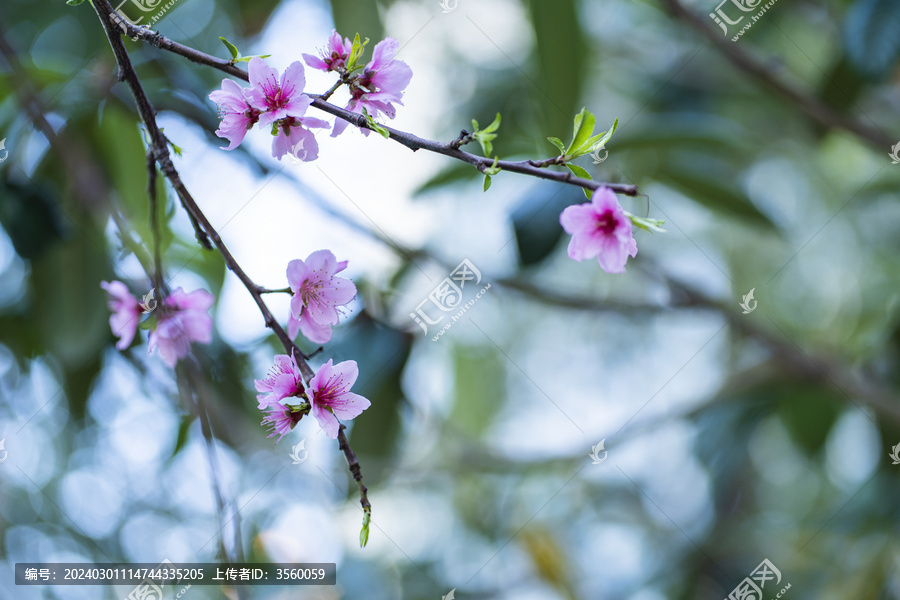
[245,57,313,127]
[308,359,370,438]
[271,115,330,161]
[209,79,262,150]
[559,187,638,274]
[148,288,214,367]
[302,30,353,73]
[332,38,412,137]
[261,403,305,443]
[254,353,305,410]
[100,281,142,350]
[286,250,357,344]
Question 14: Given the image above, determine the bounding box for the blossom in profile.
[332,38,412,137]
[148,287,214,367]
[559,187,638,274]
[261,403,305,443]
[209,79,261,150]
[307,359,370,439]
[100,281,142,350]
[271,115,330,161]
[302,30,353,73]
[254,353,305,410]
[286,250,357,344]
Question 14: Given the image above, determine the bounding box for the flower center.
[300,274,324,305]
[596,211,617,235]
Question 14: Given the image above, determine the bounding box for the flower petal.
[286,259,309,293]
[311,403,341,439]
[298,310,333,344]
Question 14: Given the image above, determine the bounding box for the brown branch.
[338,425,371,523]
[661,0,893,152]
[94,0,311,367]
[92,0,371,525]
[104,14,639,197]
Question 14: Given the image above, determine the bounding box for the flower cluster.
[210,31,412,160]
[252,249,366,442]
[101,282,214,367]
[210,57,328,160]
[255,353,370,442]
[560,187,638,274]
[303,33,412,138]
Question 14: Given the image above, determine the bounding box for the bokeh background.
[2,0,900,598]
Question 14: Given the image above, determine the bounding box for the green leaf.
[472,113,501,157]
[66,0,85,5]
[483,174,492,192]
[483,157,501,176]
[577,117,618,157]
[547,137,566,154]
[565,163,591,180]
[359,512,371,548]
[564,163,593,198]
[626,213,667,233]
[362,108,390,138]
[483,112,501,133]
[234,54,271,63]
[567,107,595,155]
[171,415,196,459]
[347,34,370,71]
[219,36,239,60]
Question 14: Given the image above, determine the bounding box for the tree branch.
[92,0,371,525]
[660,0,893,152]
[337,425,371,528]
[104,14,639,197]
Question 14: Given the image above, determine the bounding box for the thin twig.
[145,149,169,297]
[661,0,893,152]
[103,14,639,197]
[338,425,371,522]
